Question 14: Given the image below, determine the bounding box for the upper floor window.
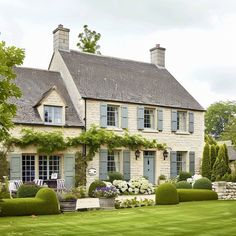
[107,105,119,127]
[144,108,155,129]
[177,111,187,132]
[44,106,62,124]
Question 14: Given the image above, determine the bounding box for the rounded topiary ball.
[176,181,192,189]
[156,183,179,205]
[88,180,106,197]
[193,177,212,190]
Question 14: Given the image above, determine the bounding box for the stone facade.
[85,99,204,186]
[213,181,236,200]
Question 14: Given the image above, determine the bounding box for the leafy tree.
[77,25,101,54]
[201,143,211,179]
[205,101,236,138]
[0,41,24,141]
[210,145,217,170]
[0,151,9,181]
[211,145,229,181]
[221,117,236,144]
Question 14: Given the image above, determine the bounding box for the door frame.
[143,151,156,184]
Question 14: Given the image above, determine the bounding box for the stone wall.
[212,181,236,200]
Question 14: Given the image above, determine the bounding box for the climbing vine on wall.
[8,125,166,159]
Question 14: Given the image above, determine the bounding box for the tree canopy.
[0,41,25,141]
[77,25,101,54]
[205,101,236,139]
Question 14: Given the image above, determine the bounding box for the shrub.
[156,183,179,205]
[158,175,166,180]
[0,188,60,216]
[178,172,192,182]
[17,183,41,198]
[115,197,155,209]
[177,189,218,202]
[88,180,106,197]
[201,143,211,179]
[176,181,192,189]
[210,145,217,170]
[193,177,212,190]
[108,172,123,183]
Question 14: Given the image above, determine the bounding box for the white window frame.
[177,111,187,132]
[22,154,35,182]
[176,152,183,175]
[107,151,120,173]
[107,105,119,128]
[38,155,61,180]
[144,108,155,129]
[44,105,63,125]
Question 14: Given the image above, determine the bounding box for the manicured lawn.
[1,201,236,235]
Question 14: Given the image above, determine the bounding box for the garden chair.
[34,179,44,186]
[8,180,23,198]
[57,179,66,193]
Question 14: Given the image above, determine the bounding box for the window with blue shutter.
[189,112,194,133]
[100,103,107,128]
[189,151,195,175]
[137,106,144,130]
[171,110,177,132]
[121,106,128,129]
[170,151,177,178]
[123,150,130,180]
[99,149,108,180]
[157,109,163,131]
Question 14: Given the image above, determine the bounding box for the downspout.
[83,98,87,157]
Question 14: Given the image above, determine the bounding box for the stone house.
[8,24,205,188]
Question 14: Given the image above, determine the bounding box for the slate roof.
[12,67,83,127]
[59,50,204,111]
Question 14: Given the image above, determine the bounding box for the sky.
[1,0,236,109]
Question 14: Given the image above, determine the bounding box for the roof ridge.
[62,49,158,67]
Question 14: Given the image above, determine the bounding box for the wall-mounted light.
[135,150,141,160]
[163,150,169,160]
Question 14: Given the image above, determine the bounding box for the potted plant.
[94,186,119,209]
[158,175,166,185]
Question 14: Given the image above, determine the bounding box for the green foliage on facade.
[201,143,211,179]
[0,41,25,141]
[75,152,87,186]
[211,145,230,181]
[8,126,166,159]
[77,25,101,54]
[0,151,9,181]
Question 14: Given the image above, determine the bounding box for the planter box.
[60,200,77,212]
[99,198,115,209]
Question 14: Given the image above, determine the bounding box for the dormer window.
[44,106,62,124]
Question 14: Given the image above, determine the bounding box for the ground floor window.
[107,151,120,173]
[22,154,35,182]
[177,152,183,175]
[39,155,61,180]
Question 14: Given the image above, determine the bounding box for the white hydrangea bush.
[113,177,154,195]
[187,174,202,185]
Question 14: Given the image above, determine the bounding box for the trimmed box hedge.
[0,188,60,216]
[156,183,179,205]
[177,189,218,202]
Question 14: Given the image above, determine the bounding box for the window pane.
[177,111,187,131]
[177,152,183,175]
[107,105,118,127]
[22,155,35,182]
[44,106,62,124]
[144,108,154,128]
[54,107,62,124]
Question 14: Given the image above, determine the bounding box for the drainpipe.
[83,98,87,157]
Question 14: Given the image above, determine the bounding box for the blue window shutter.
[171,110,177,132]
[189,112,194,133]
[157,109,163,131]
[121,106,128,129]
[64,154,75,189]
[137,106,144,130]
[123,150,130,181]
[189,151,195,175]
[99,149,108,180]
[100,103,107,128]
[10,154,22,180]
[170,151,177,178]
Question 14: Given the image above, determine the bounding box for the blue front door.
[143,151,155,184]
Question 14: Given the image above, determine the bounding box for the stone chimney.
[150,44,166,67]
[53,24,70,51]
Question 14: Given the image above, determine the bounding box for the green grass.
[1,201,236,235]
